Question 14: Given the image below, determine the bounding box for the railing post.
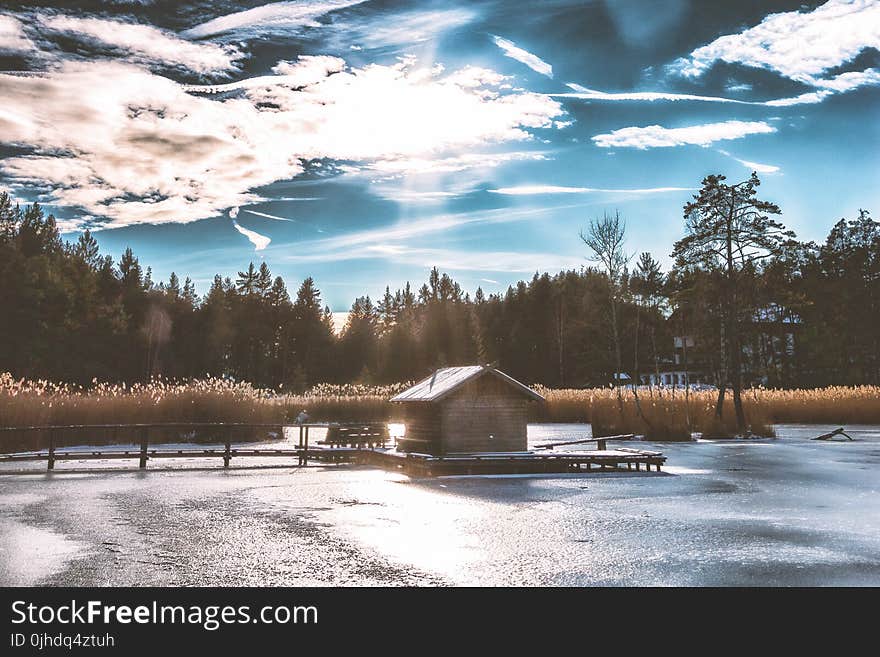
[139,426,149,469]
[597,438,607,450]
[47,428,55,471]
[304,425,309,465]
[297,425,304,466]
[223,425,231,468]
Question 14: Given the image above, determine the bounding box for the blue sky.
[1,0,878,310]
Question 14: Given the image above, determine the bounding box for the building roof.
[390,365,545,403]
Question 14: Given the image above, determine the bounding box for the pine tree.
[74,230,101,269]
[236,262,258,296]
[257,261,272,297]
[0,191,18,243]
[166,272,181,298]
[673,172,793,434]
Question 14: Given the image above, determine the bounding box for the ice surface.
[0,423,878,586]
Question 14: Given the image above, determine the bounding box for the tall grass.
[0,374,405,452]
[2,372,879,450]
[534,385,880,439]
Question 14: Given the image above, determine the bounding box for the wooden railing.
[0,422,387,470]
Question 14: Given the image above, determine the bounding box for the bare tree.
[581,211,630,410]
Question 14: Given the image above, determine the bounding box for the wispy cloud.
[232,221,271,251]
[365,151,550,176]
[280,242,584,272]
[271,204,583,259]
[670,0,880,93]
[556,83,750,104]
[373,189,462,203]
[557,82,840,107]
[183,56,345,93]
[243,209,296,222]
[330,8,476,50]
[592,120,776,149]
[183,0,367,39]
[38,14,244,74]
[717,150,780,174]
[763,90,834,107]
[356,246,584,272]
[492,35,553,78]
[489,185,695,195]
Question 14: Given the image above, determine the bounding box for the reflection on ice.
[0,423,878,585]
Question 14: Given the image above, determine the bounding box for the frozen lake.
[1,424,878,586]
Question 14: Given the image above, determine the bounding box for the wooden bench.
[319,424,389,448]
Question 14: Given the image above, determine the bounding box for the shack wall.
[397,404,442,454]
[439,375,528,453]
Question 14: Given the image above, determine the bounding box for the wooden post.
[303,425,309,465]
[139,426,149,469]
[297,425,304,466]
[597,438,607,450]
[47,428,55,471]
[223,425,231,468]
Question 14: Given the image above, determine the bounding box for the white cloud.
[557,82,843,107]
[0,15,34,53]
[557,83,750,104]
[734,159,779,174]
[356,245,584,272]
[273,204,573,258]
[717,149,780,174]
[489,185,695,195]
[278,240,585,272]
[0,56,563,229]
[183,0,366,39]
[374,189,461,203]
[233,220,271,251]
[38,14,244,74]
[763,90,834,107]
[592,120,776,149]
[243,209,295,222]
[671,0,880,90]
[331,8,476,50]
[183,56,346,93]
[492,36,553,78]
[365,151,549,176]
[812,67,880,92]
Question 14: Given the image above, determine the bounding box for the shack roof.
[390,365,545,403]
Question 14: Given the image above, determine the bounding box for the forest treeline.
[0,176,878,392]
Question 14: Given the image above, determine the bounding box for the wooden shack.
[390,365,545,455]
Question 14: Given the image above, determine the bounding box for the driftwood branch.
[812,427,853,441]
[536,434,635,449]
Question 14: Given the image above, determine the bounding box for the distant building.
[639,335,708,387]
[390,365,545,455]
[639,304,802,387]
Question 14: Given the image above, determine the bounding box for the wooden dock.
[358,447,665,477]
[0,423,665,476]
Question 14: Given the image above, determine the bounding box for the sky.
[0,0,878,311]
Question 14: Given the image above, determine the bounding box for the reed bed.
[2,373,879,450]
[0,374,403,452]
[534,385,880,439]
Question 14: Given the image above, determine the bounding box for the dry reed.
[2,373,879,450]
